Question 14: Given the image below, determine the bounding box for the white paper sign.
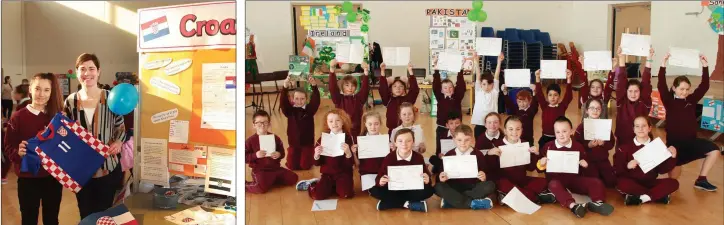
[382,47,410,66]
[140,138,170,187]
[164,58,192,76]
[499,142,531,168]
[361,174,377,191]
[475,37,502,56]
[205,147,235,196]
[620,33,651,57]
[540,60,567,79]
[438,51,464,72]
[501,187,541,215]
[357,135,390,159]
[443,155,478,179]
[504,69,532,88]
[169,163,185,172]
[201,63,236,131]
[584,51,613,71]
[194,146,207,159]
[151,108,179,124]
[168,120,189,144]
[439,139,456,155]
[144,58,173,70]
[258,135,276,156]
[150,77,181,95]
[321,133,345,157]
[669,47,700,69]
[546,150,580,174]
[388,165,424,191]
[583,119,612,141]
[169,149,196,165]
[311,199,338,211]
[632,138,672,173]
[194,165,207,175]
[335,42,364,64]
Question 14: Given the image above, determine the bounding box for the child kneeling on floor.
[245,110,299,193]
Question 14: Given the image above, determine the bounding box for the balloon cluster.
[467,0,487,22]
[342,1,357,22]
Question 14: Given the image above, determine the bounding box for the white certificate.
[546,150,580,174]
[540,60,567,79]
[204,147,235,196]
[620,33,651,57]
[258,134,276,156]
[361,174,377,191]
[584,51,613,71]
[357,135,390,159]
[321,133,345,157]
[140,138,169,187]
[438,51,464,72]
[501,187,541,215]
[382,47,410,66]
[475,37,502,56]
[201,63,235,130]
[583,119,612,141]
[669,47,700,69]
[335,42,364,64]
[632,138,672,174]
[499,142,531,168]
[443,155,478,179]
[388,165,424,191]
[410,125,425,147]
[168,120,189,144]
[439,139,456,155]
[504,69,532,88]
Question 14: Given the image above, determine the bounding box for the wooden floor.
[243,89,724,225]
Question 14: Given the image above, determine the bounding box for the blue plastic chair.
[481,27,495,37]
[538,32,552,46]
[496,30,506,40]
[519,30,538,43]
[505,28,520,42]
[530,29,542,41]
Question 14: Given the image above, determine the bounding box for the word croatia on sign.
[180,14,236,37]
[426,8,471,17]
[307,29,350,37]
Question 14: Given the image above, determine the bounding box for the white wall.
[1,1,26,80]
[247,1,718,76]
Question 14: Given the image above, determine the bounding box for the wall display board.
[427,8,475,77]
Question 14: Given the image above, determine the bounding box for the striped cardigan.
[64,90,127,177]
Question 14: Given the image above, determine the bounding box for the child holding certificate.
[614,47,653,147]
[574,98,616,187]
[295,109,355,200]
[280,76,320,170]
[537,117,613,218]
[327,59,370,138]
[614,116,679,205]
[431,59,466,145]
[435,125,496,210]
[351,111,388,178]
[245,110,299,194]
[489,116,555,204]
[429,111,463,177]
[389,103,426,153]
[534,68,573,148]
[576,56,616,115]
[370,128,434,212]
[501,85,537,147]
[379,63,420,138]
[475,112,503,156]
[471,53,504,139]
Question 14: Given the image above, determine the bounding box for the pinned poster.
[429,28,446,49]
[205,147,235,196]
[151,108,179,124]
[649,90,666,120]
[164,58,193,76]
[701,97,724,132]
[169,120,190,144]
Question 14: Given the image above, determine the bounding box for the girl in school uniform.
[537,117,613,218]
[488,116,555,204]
[614,47,653,147]
[4,73,64,225]
[351,111,389,185]
[615,116,679,205]
[370,128,434,212]
[389,102,426,153]
[501,84,538,147]
[576,56,616,116]
[328,60,370,137]
[379,63,419,137]
[656,53,719,191]
[296,109,356,200]
[534,69,573,148]
[245,110,299,194]
[475,112,503,156]
[471,53,504,139]
[574,98,616,187]
[280,76,321,170]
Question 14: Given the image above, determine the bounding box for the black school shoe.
[694,180,718,192]
[376,200,397,211]
[587,201,614,216]
[654,195,671,204]
[537,190,557,204]
[624,194,643,206]
[571,204,587,218]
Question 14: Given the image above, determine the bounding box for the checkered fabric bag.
[22,113,110,193]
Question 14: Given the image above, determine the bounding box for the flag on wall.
[141,15,170,42]
[225,76,236,89]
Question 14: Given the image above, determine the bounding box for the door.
[612,3,651,64]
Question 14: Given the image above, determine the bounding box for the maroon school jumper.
[489,138,547,202]
[539,140,606,208]
[441,148,487,184]
[615,66,652,147]
[503,93,539,145]
[433,70,465,126]
[614,138,678,200]
[535,82,573,137]
[357,132,390,176]
[245,133,298,194]
[308,133,356,200]
[379,75,420,131]
[280,86,320,170]
[3,107,52,178]
[375,151,431,186]
[574,124,616,187]
[328,73,370,137]
[656,67,709,144]
[475,131,503,175]
[577,71,615,109]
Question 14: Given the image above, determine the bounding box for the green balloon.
[342,1,353,12]
[346,11,357,22]
[467,10,478,21]
[473,1,483,10]
[478,10,487,22]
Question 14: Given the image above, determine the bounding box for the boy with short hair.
[245,110,299,193]
[534,69,573,148]
[429,111,463,175]
[280,76,321,170]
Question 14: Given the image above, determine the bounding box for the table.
[419,83,475,115]
[124,193,235,224]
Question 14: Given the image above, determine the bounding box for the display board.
[701,97,724,133]
[137,1,236,196]
[427,9,475,77]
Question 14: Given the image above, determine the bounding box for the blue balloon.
[108,83,138,115]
